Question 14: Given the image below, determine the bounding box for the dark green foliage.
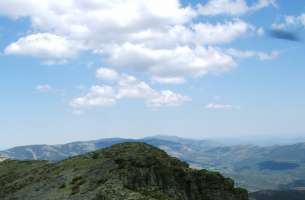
[91,152,99,159]
[59,183,66,189]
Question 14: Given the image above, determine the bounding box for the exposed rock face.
[0,142,248,200]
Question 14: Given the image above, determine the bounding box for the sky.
[0,0,305,148]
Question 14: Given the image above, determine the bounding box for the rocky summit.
[0,142,248,200]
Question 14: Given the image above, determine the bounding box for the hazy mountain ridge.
[0,137,212,161]
[0,138,132,161]
[1,136,305,191]
[0,142,248,200]
[250,190,305,200]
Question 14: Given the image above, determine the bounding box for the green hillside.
[0,142,248,200]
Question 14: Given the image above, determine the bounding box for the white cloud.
[0,0,195,48]
[116,75,190,107]
[192,20,251,45]
[272,16,296,30]
[272,13,305,30]
[0,0,280,111]
[205,103,238,110]
[117,76,155,99]
[36,84,52,93]
[198,0,276,16]
[251,0,277,10]
[97,19,251,84]
[105,43,236,84]
[226,48,279,60]
[147,90,191,108]
[151,76,186,84]
[96,68,120,81]
[70,85,117,108]
[198,0,248,16]
[126,19,252,48]
[4,33,80,62]
[71,68,190,108]
[1,0,272,85]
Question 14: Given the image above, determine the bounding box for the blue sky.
[0,0,305,147]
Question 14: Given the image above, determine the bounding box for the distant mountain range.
[250,190,305,200]
[1,135,305,192]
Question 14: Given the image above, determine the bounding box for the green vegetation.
[0,142,248,200]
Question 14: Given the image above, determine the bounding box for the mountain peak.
[93,142,190,170]
[0,142,248,200]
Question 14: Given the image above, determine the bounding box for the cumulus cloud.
[126,19,252,48]
[105,43,236,84]
[0,0,195,48]
[147,90,190,108]
[4,33,80,62]
[116,75,155,99]
[151,77,186,84]
[96,68,120,81]
[1,0,275,84]
[1,0,180,61]
[70,85,117,108]
[71,68,191,108]
[192,20,251,45]
[198,0,276,16]
[116,74,191,107]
